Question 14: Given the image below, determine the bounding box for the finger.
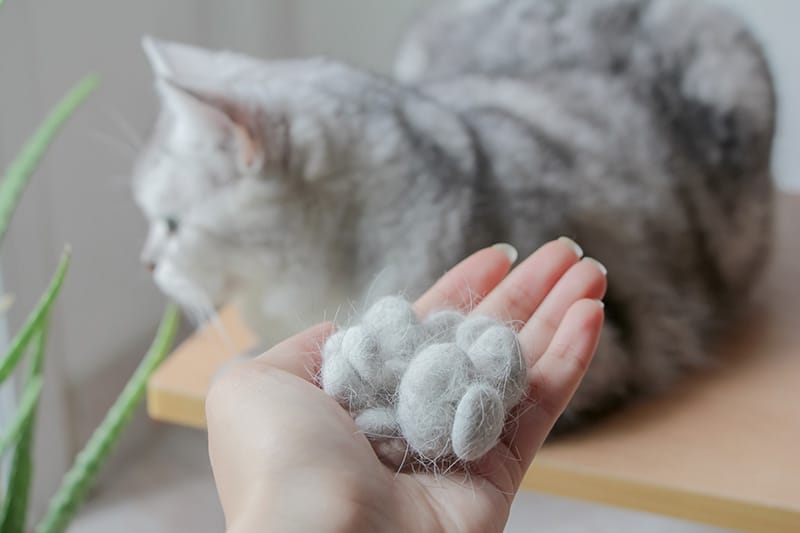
[504,299,604,487]
[414,244,516,317]
[250,322,336,382]
[473,237,583,325]
[518,257,607,364]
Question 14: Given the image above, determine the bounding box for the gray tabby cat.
[133,0,775,430]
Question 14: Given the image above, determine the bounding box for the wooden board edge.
[147,383,207,429]
[522,461,800,532]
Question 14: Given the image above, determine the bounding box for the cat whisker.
[198,299,236,355]
[106,108,144,150]
[88,129,139,159]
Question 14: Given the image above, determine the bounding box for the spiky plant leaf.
[35,304,180,533]
[0,249,69,384]
[0,375,42,457]
[0,75,98,244]
[0,320,49,533]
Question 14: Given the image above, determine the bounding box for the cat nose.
[144,261,157,273]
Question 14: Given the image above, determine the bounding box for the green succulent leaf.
[35,304,180,533]
[0,75,98,244]
[0,249,70,384]
[0,321,50,533]
[0,375,43,458]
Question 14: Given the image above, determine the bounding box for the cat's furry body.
[134,0,775,429]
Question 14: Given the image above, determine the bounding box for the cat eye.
[165,217,179,234]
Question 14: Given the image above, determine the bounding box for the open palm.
[207,239,606,532]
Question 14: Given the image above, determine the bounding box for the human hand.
[206,238,606,532]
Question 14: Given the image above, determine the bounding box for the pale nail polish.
[583,257,608,276]
[596,299,605,309]
[558,236,584,258]
[492,243,519,264]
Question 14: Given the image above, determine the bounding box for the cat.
[132,0,775,431]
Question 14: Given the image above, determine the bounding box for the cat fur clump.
[320,296,527,464]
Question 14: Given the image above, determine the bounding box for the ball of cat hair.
[421,309,464,343]
[320,329,344,361]
[455,314,498,351]
[362,296,421,359]
[341,325,398,392]
[451,383,505,461]
[321,295,528,464]
[466,324,527,408]
[397,318,527,461]
[362,296,424,387]
[397,342,474,459]
[320,330,372,409]
[321,297,420,409]
[321,326,396,410]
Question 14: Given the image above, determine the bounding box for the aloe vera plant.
[0,6,180,531]
[0,73,93,531]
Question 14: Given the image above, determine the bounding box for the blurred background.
[0,1,796,531]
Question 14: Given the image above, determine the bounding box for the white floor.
[69,426,733,533]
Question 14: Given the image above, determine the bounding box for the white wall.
[0,0,796,518]
[290,0,429,71]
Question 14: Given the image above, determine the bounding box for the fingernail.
[492,243,518,264]
[596,299,605,309]
[557,236,583,258]
[583,257,608,276]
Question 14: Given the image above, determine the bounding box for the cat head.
[133,37,291,317]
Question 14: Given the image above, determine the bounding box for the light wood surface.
[147,306,257,428]
[148,195,800,532]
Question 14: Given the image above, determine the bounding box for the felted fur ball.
[320,296,527,464]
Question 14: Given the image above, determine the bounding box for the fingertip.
[491,242,518,264]
[557,236,584,259]
[582,257,608,276]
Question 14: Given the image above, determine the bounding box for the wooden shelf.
[148,194,800,532]
[147,306,257,429]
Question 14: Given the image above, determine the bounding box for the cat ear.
[156,79,264,175]
[142,36,216,81]
[142,36,171,77]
